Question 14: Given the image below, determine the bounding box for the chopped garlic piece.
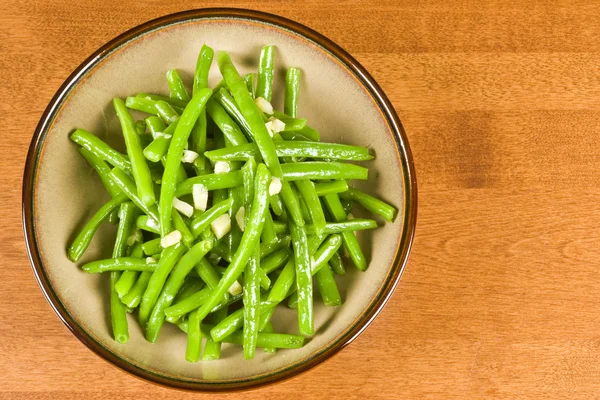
[173,197,194,218]
[211,214,231,239]
[265,118,286,135]
[235,206,246,232]
[161,230,182,248]
[181,150,199,163]
[228,280,243,296]
[193,184,208,211]
[154,131,165,138]
[146,257,157,264]
[255,97,273,114]
[269,176,282,195]
[214,161,231,174]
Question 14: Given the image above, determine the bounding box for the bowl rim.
[22,7,417,392]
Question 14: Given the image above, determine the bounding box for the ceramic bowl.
[22,8,417,391]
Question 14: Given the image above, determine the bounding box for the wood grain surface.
[3,0,600,398]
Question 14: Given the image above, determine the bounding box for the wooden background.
[3,0,600,398]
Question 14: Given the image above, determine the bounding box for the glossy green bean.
[186,306,202,362]
[143,117,180,163]
[228,331,304,349]
[193,163,271,322]
[175,170,243,197]
[210,301,278,342]
[272,221,288,235]
[124,96,158,115]
[297,126,320,142]
[243,73,256,99]
[78,148,123,197]
[121,270,152,308]
[67,193,127,262]
[136,215,160,234]
[70,129,131,173]
[243,241,260,359]
[206,99,248,147]
[311,234,343,274]
[159,87,212,236]
[261,248,291,274]
[296,180,326,234]
[146,240,213,342]
[305,219,378,235]
[213,88,253,139]
[339,187,397,222]
[269,193,284,216]
[164,287,210,320]
[205,141,372,162]
[115,240,143,298]
[316,265,342,306]
[193,44,214,95]
[203,306,228,360]
[145,116,166,138]
[227,186,244,259]
[260,234,291,259]
[323,194,367,271]
[114,98,156,207]
[329,251,345,275]
[135,93,188,110]
[138,243,187,326]
[189,198,234,237]
[289,222,313,335]
[287,292,298,309]
[109,168,160,223]
[142,238,162,256]
[82,257,157,273]
[284,67,301,118]
[256,45,275,102]
[314,180,349,196]
[155,100,180,125]
[281,162,368,181]
[171,209,195,248]
[166,69,190,101]
[135,120,147,136]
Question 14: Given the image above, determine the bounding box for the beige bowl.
[23,8,417,391]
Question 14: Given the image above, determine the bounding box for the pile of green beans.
[66,44,397,361]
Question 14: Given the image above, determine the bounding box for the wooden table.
[4,1,600,398]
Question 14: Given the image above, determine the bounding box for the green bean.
[243,73,256,99]
[341,196,353,214]
[311,234,343,274]
[279,131,313,142]
[211,241,231,262]
[270,113,307,132]
[166,69,190,101]
[193,164,271,321]
[136,215,160,234]
[143,118,180,163]
[261,248,291,274]
[78,148,122,197]
[135,93,188,110]
[281,162,368,181]
[146,240,213,342]
[227,186,244,259]
[260,321,276,353]
[125,96,158,115]
[113,98,156,207]
[261,213,277,244]
[297,187,311,223]
[70,129,131,173]
[139,243,186,326]
[193,44,214,95]
[228,331,304,349]
[273,221,288,235]
[145,116,166,138]
[173,277,205,306]
[142,238,162,256]
[323,194,367,271]
[243,241,260,359]
[314,180,349,196]
[159,87,213,236]
[67,193,128,262]
[205,141,372,162]
[171,209,195,248]
[82,257,158,273]
[186,306,202,362]
[260,234,291,259]
[256,45,275,102]
[213,88,253,139]
[194,258,222,290]
[189,198,233,237]
[115,242,143,298]
[287,292,298,309]
[242,157,257,206]
[269,193,284,216]
[329,251,345,275]
[164,287,210,320]
[289,222,313,335]
[135,120,147,136]
[154,100,180,125]
[339,188,397,222]
[297,126,320,142]
[175,170,243,197]
[121,271,152,308]
[305,219,378,235]
[296,180,326,234]
[203,306,228,360]
[206,99,248,146]
[109,167,160,223]
[210,301,278,342]
[316,265,341,306]
[284,67,301,118]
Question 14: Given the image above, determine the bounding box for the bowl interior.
[30,14,409,387]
